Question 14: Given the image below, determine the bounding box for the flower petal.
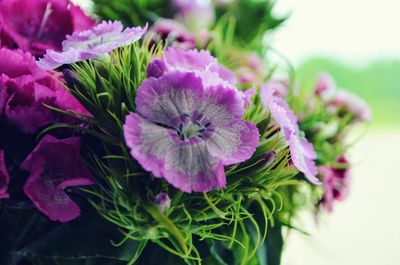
[164,141,226,193]
[23,157,81,222]
[124,113,176,178]
[0,150,10,199]
[135,71,204,127]
[207,120,259,165]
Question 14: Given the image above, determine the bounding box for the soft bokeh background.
[272,0,400,264]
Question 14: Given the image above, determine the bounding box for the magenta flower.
[149,19,197,50]
[0,48,90,133]
[320,156,350,212]
[0,150,10,199]
[21,135,94,222]
[37,21,148,70]
[154,192,171,212]
[0,0,94,56]
[261,81,320,184]
[315,73,371,122]
[124,71,259,193]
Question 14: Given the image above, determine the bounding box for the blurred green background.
[296,57,400,126]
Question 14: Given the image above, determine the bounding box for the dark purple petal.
[21,135,94,222]
[0,150,10,199]
[146,58,167,78]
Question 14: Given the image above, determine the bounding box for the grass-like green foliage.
[60,42,300,265]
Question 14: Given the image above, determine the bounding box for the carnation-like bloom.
[0,150,10,199]
[315,73,371,122]
[124,71,259,193]
[149,19,197,50]
[261,81,320,184]
[37,21,147,70]
[320,156,350,212]
[0,48,89,133]
[0,0,94,56]
[21,135,94,222]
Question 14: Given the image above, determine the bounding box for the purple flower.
[0,48,90,133]
[0,0,94,56]
[21,135,94,222]
[315,73,371,122]
[149,19,197,50]
[154,192,171,212]
[320,156,350,212]
[261,81,320,184]
[124,71,259,193]
[37,21,147,70]
[163,47,236,86]
[0,150,10,199]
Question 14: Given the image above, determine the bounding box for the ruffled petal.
[123,113,176,177]
[288,135,320,184]
[23,157,81,222]
[164,141,226,193]
[207,120,259,165]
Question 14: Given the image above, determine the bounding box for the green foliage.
[92,0,171,26]
[58,42,300,265]
[214,0,287,51]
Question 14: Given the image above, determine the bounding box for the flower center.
[176,114,213,141]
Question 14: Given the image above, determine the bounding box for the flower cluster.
[0,0,371,264]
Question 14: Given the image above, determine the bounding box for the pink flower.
[0,48,90,133]
[315,73,371,122]
[0,150,10,199]
[148,19,197,50]
[154,193,171,212]
[0,0,95,56]
[320,156,350,212]
[21,135,95,222]
[261,81,320,184]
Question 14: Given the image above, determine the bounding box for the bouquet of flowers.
[0,0,371,264]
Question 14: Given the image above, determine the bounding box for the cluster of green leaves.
[58,42,300,265]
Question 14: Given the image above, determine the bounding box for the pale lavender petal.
[136,71,204,127]
[207,120,259,165]
[0,150,10,199]
[123,113,175,178]
[37,21,147,70]
[163,47,236,86]
[164,141,226,193]
[261,82,319,184]
[242,88,256,107]
[289,135,320,184]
